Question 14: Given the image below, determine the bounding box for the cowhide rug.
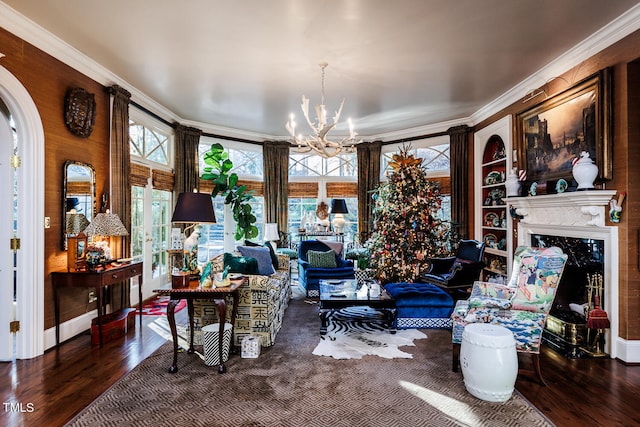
[312,306,427,359]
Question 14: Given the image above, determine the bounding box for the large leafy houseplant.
[201,143,259,240]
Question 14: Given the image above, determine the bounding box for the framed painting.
[516,68,612,184]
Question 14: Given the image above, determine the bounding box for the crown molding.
[370,117,472,142]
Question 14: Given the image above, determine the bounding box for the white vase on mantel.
[572,151,598,190]
[505,168,521,197]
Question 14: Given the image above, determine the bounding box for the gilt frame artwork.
[516,68,612,184]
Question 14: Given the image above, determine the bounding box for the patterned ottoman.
[384,282,454,329]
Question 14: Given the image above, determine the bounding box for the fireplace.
[530,234,605,357]
[507,190,619,358]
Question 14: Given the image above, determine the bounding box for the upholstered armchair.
[298,240,355,297]
[451,246,568,385]
[419,239,485,294]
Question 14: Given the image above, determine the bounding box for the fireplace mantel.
[506,190,617,227]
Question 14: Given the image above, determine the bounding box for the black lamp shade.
[330,199,348,214]
[171,192,216,223]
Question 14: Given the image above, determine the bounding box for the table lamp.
[263,223,279,251]
[171,192,216,276]
[83,209,129,262]
[330,199,348,234]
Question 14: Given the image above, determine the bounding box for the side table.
[153,278,243,374]
[52,261,143,347]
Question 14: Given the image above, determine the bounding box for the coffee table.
[318,279,396,335]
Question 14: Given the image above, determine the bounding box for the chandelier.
[286,62,361,158]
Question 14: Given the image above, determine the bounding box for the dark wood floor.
[1,311,639,427]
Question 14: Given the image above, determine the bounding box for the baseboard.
[614,337,640,363]
[43,309,98,351]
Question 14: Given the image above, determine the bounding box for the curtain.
[448,125,471,239]
[356,141,382,241]
[108,85,131,259]
[107,85,131,310]
[263,141,290,237]
[174,124,202,195]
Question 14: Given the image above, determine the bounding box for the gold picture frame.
[516,68,612,184]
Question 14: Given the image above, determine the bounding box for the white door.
[0,102,15,360]
[132,185,172,303]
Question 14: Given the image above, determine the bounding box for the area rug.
[138,295,186,315]
[66,297,554,427]
[312,306,427,359]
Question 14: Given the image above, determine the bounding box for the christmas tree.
[366,147,454,284]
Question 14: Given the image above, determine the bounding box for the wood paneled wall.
[1,28,111,329]
[474,28,640,341]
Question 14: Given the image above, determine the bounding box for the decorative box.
[241,335,261,358]
[90,310,128,345]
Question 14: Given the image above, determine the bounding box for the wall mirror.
[62,160,96,250]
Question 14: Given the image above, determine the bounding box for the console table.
[52,261,143,347]
[153,278,243,374]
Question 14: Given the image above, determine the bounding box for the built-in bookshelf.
[474,116,513,283]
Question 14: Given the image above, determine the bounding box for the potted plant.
[201,143,259,240]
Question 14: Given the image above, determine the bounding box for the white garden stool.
[460,323,518,402]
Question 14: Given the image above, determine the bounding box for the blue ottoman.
[384,282,454,329]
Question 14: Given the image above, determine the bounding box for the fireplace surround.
[508,190,621,358]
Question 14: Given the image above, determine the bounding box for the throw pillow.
[223,252,259,275]
[263,242,279,269]
[307,249,337,268]
[244,240,261,247]
[237,246,276,276]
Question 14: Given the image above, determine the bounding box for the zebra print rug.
[312,306,427,359]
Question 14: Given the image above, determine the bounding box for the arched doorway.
[0,65,45,360]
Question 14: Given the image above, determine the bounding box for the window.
[381,138,451,222]
[129,119,171,166]
[199,195,226,262]
[198,196,265,261]
[151,189,172,278]
[198,138,263,179]
[289,153,356,177]
[288,151,358,243]
[197,138,264,258]
[382,141,450,177]
[129,112,174,293]
[288,197,318,236]
[131,186,144,260]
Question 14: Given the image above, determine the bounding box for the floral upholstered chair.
[451,246,568,385]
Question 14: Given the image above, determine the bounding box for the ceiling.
[2,0,640,140]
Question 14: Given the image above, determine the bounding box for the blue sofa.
[298,240,355,297]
